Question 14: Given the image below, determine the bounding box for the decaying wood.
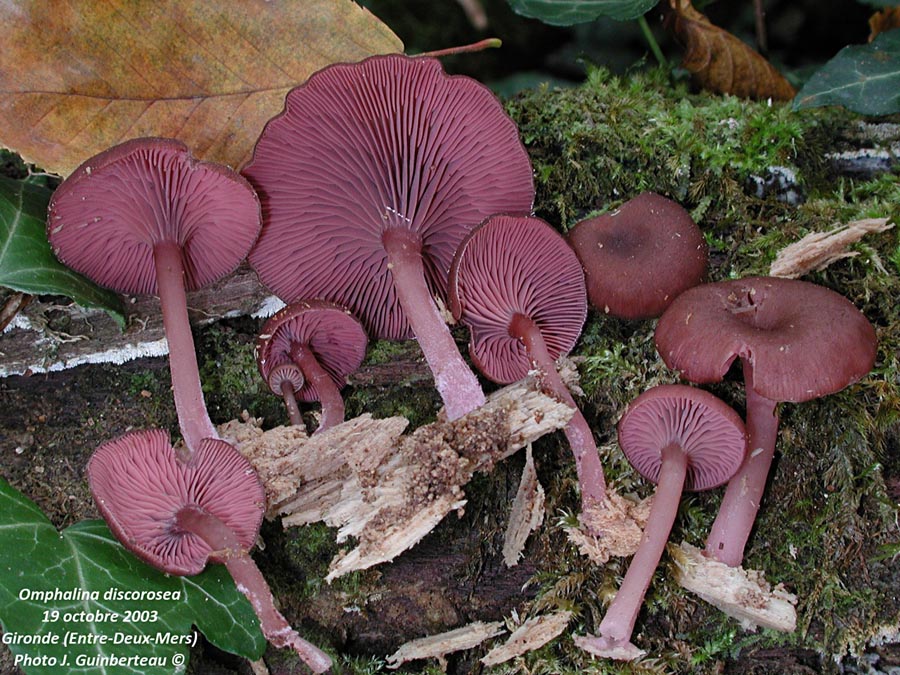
[670,542,798,632]
[564,491,652,564]
[0,266,281,377]
[237,373,574,581]
[770,217,895,279]
[502,443,545,568]
[386,621,505,669]
[481,611,573,666]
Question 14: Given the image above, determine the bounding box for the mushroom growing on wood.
[47,138,261,459]
[567,192,708,320]
[256,300,367,432]
[88,429,332,673]
[449,214,637,545]
[575,384,746,660]
[243,54,534,421]
[654,277,876,626]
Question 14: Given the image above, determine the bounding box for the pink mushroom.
[48,138,261,458]
[567,192,708,320]
[655,276,877,567]
[243,54,534,421]
[256,300,368,432]
[575,384,746,660]
[448,214,613,522]
[88,429,332,673]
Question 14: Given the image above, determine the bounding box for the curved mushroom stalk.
[509,313,607,508]
[576,385,746,661]
[87,430,332,673]
[176,508,332,673]
[289,343,347,433]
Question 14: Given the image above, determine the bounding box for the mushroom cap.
[87,429,265,576]
[256,299,368,402]
[655,276,877,402]
[48,137,261,296]
[567,192,708,320]
[266,363,306,396]
[243,54,535,340]
[448,214,587,384]
[618,384,746,491]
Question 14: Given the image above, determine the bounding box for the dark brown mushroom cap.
[448,214,587,384]
[567,192,708,320]
[256,300,368,403]
[618,384,746,491]
[243,54,535,340]
[87,429,265,576]
[48,138,261,295]
[655,276,877,402]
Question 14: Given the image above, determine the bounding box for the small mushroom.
[449,214,611,527]
[655,276,877,567]
[575,384,746,661]
[243,54,534,421]
[48,138,261,458]
[567,192,708,320]
[88,429,332,673]
[256,300,367,432]
[265,364,306,428]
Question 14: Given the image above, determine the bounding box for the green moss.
[506,66,853,230]
[497,68,900,673]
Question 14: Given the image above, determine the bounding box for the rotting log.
[229,373,574,581]
[0,266,280,377]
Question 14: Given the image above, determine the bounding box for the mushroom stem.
[290,344,345,433]
[510,313,608,508]
[595,443,687,647]
[704,363,779,566]
[280,379,305,429]
[382,228,486,420]
[154,241,218,459]
[176,506,333,674]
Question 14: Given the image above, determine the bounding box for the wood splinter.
[233,373,574,581]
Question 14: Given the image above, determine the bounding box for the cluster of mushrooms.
[44,53,877,668]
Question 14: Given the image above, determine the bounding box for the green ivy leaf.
[793,30,900,115]
[0,176,125,327]
[0,478,266,674]
[507,0,658,24]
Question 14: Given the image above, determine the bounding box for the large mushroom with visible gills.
[575,384,746,661]
[88,430,332,673]
[47,138,261,459]
[256,300,368,432]
[243,54,535,421]
[449,214,638,545]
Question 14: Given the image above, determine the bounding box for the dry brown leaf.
[0,1,403,176]
[666,0,795,100]
[869,8,900,41]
